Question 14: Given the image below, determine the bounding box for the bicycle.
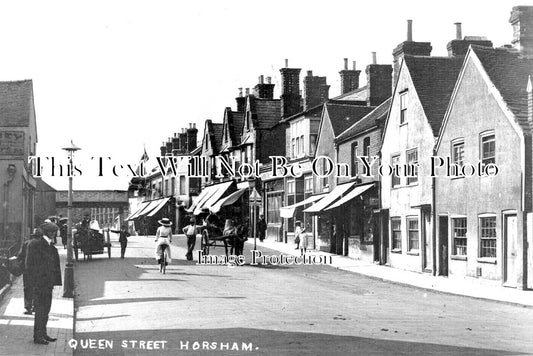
[159,244,169,274]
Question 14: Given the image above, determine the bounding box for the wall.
[435,57,523,283]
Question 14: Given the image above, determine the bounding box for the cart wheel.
[107,246,111,259]
[201,230,209,255]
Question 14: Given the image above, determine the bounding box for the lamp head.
[62,140,81,153]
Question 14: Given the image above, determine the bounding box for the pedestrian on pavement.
[155,218,172,264]
[58,216,67,249]
[111,224,130,258]
[183,218,197,261]
[233,217,248,256]
[17,228,43,315]
[294,221,302,250]
[25,221,62,345]
[258,215,267,242]
[299,227,308,255]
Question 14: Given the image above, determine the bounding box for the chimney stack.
[172,133,180,155]
[253,74,275,99]
[186,122,198,152]
[510,6,533,56]
[339,58,361,94]
[236,88,246,112]
[366,55,392,107]
[446,22,492,56]
[280,60,302,118]
[166,139,172,156]
[303,70,329,110]
[392,20,432,90]
[179,129,187,152]
[455,22,462,40]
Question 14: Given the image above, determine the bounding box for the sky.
[2,0,521,190]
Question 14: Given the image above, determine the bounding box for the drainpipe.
[432,148,437,276]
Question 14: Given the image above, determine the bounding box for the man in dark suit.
[17,228,43,315]
[25,221,62,345]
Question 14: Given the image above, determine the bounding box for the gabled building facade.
[380,21,493,273]
[435,8,533,289]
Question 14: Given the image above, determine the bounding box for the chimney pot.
[266,76,271,84]
[259,75,264,84]
[238,87,243,97]
[307,70,312,76]
[344,58,348,70]
[372,52,377,64]
[285,59,288,68]
[174,133,177,138]
[245,88,250,96]
[193,123,196,129]
[353,61,356,70]
[407,19,413,41]
[455,22,462,40]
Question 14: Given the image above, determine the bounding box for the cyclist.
[155,218,173,266]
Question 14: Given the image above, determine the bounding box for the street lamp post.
[62,140,80,298]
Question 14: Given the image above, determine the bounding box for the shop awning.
[210,188,247,214]
[126,201,149,221]
[187,185,218,213]
[280,194,326,218]
[194,181,233,215]
[147,197,171,217]
[324,183,374,211]
[303,182,356,213]
[126,199,162,220]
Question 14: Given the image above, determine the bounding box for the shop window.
[391,154,400,187]
[480,133,495,166]
[479,216,496,258]
[452,217,467,256]
[407,217,419,251]
[391,218,402,251]
[406,149,418,185]
[452,140,464,167]
[400,91,408,124]
[304,176,313,192]
[351,142,359,176]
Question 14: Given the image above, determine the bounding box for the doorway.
[438,216,448,276]
[422,210,432,272]
[503,214,518,287]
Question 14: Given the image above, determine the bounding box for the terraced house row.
[128,5,533,290]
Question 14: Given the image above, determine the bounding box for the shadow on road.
[73,327,522,356]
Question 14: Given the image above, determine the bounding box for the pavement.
[0,245,74,356]
[252,237,533,307]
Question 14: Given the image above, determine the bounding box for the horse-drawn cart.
[74,222,111,261]
[200,218,247,257]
